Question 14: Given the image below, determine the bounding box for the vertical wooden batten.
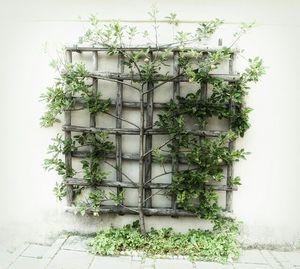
[226,52,235,212]
[65,49,73,206]
[144,51,154,208]
[171,51,180,214]
[90,51,98,127]
[116,53,124,200]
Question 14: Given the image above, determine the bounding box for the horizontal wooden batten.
[63,125,225,137]
[65,178,236,191]
[74,98,165,109]
[66,45,235,53]
[90,71,239,82]
[72,151,228,166]
[72,151,140,160]
[66,205,234,218]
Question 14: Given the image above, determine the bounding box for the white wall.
[1,0,300,249]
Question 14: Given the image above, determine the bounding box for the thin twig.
[144,167,199,185]
[144,171,173,185]
[103,160,138,187]
[119,204,140,214]
[143,189,165,203]
[93,76,141,91]
[143,137,175,158]
[142,73,183,96]
[103,111,140,129]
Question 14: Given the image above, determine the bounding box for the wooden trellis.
[64,45,238,217]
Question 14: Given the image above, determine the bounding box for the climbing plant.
[41,9,265,234]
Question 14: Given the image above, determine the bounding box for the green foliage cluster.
[75,189,124,216]
[153,53,264,218]
[44,131,121,208]
[89,219,241,263]
[40,63,110,127]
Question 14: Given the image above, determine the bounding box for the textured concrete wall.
[1,0,300,248]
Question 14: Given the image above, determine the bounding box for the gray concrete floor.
[1,235,299,269]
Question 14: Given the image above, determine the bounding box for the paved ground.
[1,235,300,269]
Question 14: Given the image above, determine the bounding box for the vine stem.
[103,111,140,129]
[103,160,138,187]
[144,171,173,185]
[142,73,183,96]
[94,76,141,92]
[143,137,175,158]
[144,167,199,185]
[143,189,164,203]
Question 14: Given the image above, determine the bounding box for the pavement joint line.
[87,255,95,269]
[6,243,30,269]
[236,262,270,265]
[260,250,283,268]
[44,235,70,268]
[61,247,87,252]
[269,251,292,269]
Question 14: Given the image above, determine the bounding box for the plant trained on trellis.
[41,9,265,234]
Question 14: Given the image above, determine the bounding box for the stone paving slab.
[233,264,272,269]
[8,257,49,269]
[270,251,295,268]
[155,258,194,269]
[260,250,282,268]
[194,261,234,268]
[281,250,300,266]
[47,249,94,269]
[90,256,140,269]
[236,250,268,265]
[61,236,89,252]
[43,236,68,260]
[21,244,51,259]
[0,251,15,269]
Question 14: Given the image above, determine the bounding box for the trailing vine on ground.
[40,8,265,234]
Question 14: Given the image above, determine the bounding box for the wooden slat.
[66,45,235,53]
[74,98,165,109]
[226,53,235,212]
[116,54,124,199]
[90,71,239,82]
[68,205,197,217]
[198,53,209,211]
[138,74,146,231]
[144,51,154,208]
[72,151,140,160]
[65,178,237,191]
[66,205,235,218]
[65,50,73,206]
[72,151,228,168]
[90,51,98,127]
[171,51,180,214]
[63,125,225,136]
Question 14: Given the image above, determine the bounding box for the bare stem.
[104,111,140,129]
[143,137,175,158]
[103,160,138,187]
[143,189,165,203]
[144,171,173,185]
[142,73,183,96]
[94,76,141,92]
